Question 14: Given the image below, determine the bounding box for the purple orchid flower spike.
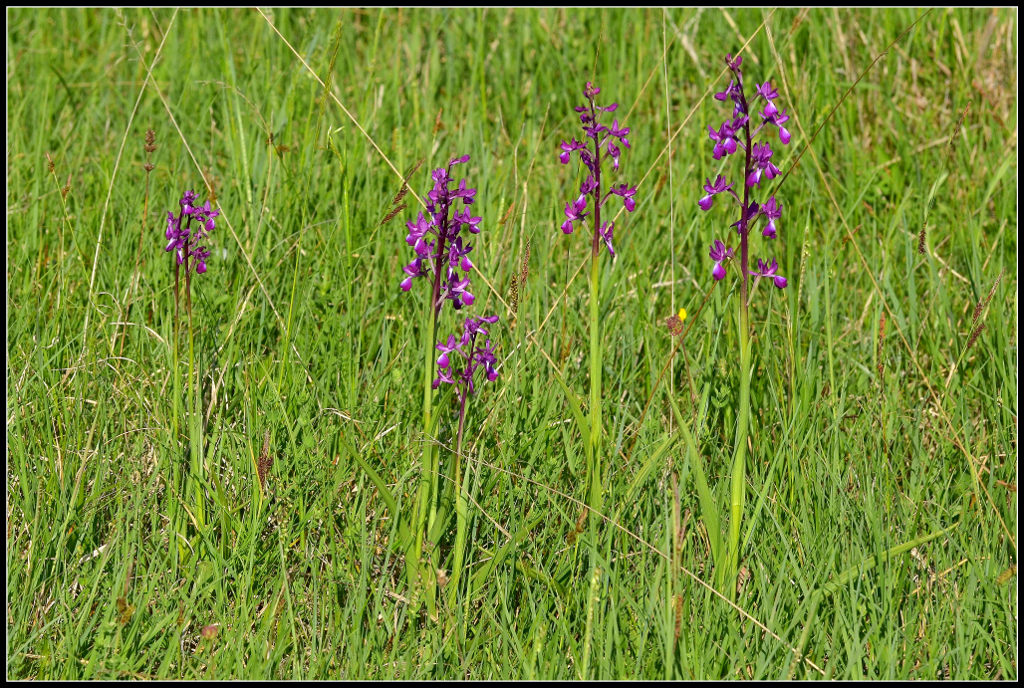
[165,189,217,275]
[399,155,486,313]
[699,53,790,292]
[433,315,501,392]
[557,82,637,259]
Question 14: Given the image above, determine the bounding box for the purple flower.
[180,190,198,213]
[435,333,460,369]
[715,80,745,117]
[608,120,631,146]
[709,239,735,281]
[730,201,760,236]
[599,221,615,257]
[754,81,780,117]
[557,82,637,258]
[698,174,734,211]
[445,269,474,309]
[447,235,474,272]
[768,108,792,145]
[609,183,637,212]
[433,315,501,393]
[399,156,482,312]
[165,211,184,254]
[400,258,426,292]
[746,142,780,188]
[560,138,586,164]
[750,257,787,289]
[708,120,739,160]
[714,79,737,103]
[580,175,598,196]
[164,190,217,275]
[562,195,589,234]
[760,196,781,239]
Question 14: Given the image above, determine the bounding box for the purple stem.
[735,76,753,306]
[429,163,455,329]
[588,97,602,259]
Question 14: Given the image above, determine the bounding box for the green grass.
[6,7,1017,679]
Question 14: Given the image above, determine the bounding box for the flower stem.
[450,388,469,595]
[587,249,603,522]
[185,253,205,534]
[410,303,438,615]
[725,300,751,600]
[171,258,184,562]
[587,97,604,527]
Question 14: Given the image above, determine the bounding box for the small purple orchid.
[759,196,782,239]
[750,258,788,289]
[709,239,735,281]
[697,53,797,600]
[433,314,501,395]
[401,155,501,600]
[746,142,780,188]
[400,156,481,313]
[431,310,501,593]
[562,195,589,234]
[558,81,636,257]
[699,174,735,211]
[165,190,218,274]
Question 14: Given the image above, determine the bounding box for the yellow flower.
[677,307,687,322]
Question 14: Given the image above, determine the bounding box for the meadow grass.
[6,7,1017,679]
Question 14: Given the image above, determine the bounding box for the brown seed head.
[972,270,1003,327]
[521,238,531,285]
[379,202,407,227]
[508,274,518,314]
[257,430,273,490]
[966,322,986,352]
